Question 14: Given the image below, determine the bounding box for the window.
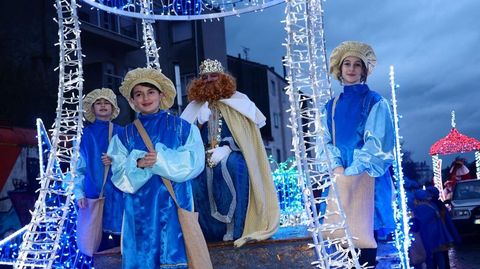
[270,80,276,96]
[273,113,280,128]
[104,63,122,94]
[171,22,193,43]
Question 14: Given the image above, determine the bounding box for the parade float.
[0,0,413,268]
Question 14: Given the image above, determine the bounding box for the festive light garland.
[1,120,92,268]
[389,66,412,269]
[140,0,161,70]
[14,0,85,267]
[283,0,361,267]
[81,0,285,20]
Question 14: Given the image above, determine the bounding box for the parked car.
[450,179,480,233]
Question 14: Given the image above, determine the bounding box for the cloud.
[226,0,480,164]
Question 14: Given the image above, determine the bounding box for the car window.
[453,180,480,200]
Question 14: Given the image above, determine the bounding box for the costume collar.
[181,91,266,127]
[138,110,165,120]
[343,83,369,96]
[92,119,110,126]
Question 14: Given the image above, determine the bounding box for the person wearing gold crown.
[181,59,279,247]
[319,41,395,266]
[106,68,205,268]
[73,88,124,252]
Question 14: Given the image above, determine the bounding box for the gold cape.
[215,102,280,247]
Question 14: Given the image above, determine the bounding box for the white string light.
[389,65,412,269]
[14,0,85,267]
[81,0,285,21]
[140,0,161,70]
[283,0,361,267]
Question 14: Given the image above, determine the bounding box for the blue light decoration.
[389,66,412,269]
[270,157,306,227]
[94,0,202,16]
[0,119,93,268]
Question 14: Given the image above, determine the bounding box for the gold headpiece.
[199,59,224,75]
[83,88,120,123]
[329,41,377,82]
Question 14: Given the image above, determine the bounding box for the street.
[377,235,480,269]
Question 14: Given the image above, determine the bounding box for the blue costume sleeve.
[318,106,343,170]
[72,154,86,200]
[107,134,154,194]
[344,99,395,177]
[151,124,205,182]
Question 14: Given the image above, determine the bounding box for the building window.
[171,22,193,43]
[273,113,280,128]
[270,80,276,96]
[276,149,281,163]
[100,11,118,32]
[104,63,122,94]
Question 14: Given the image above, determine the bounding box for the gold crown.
[199,59,224,75]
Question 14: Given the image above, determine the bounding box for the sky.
[225,0,480,165]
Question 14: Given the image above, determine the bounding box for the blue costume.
[73,119,124,234]
[192,113,250,241]
[413,198,454,269]
[320,83,396,232]
[107,111,204,269]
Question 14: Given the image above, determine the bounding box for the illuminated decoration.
[430,111,480,197]
[429,112,480,155]
[283,0,362,267]
[389,66,412,269]
[1,119,92,268]
[270,157,306,227]
[140,0,161,70]
[81,0,285,20]
[13,0,85,266]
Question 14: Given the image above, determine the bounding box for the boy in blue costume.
[181,59,279,247]
[319,41,396,267]
[107,68,204,268]
[73,88,124,252]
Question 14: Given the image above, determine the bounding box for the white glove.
[207,146,232,167]
[197,102,211,124]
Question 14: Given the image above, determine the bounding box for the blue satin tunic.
[319,84,396,231]
[107,111,204,269]
[73,119,124,234]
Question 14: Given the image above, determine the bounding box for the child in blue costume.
[107,68,205,269]
[413,190,454,269]
[319,41,395,267]
[73,88,124,252]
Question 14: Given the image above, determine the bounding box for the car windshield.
[453,180,480,200]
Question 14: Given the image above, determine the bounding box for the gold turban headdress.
[329,41,377,81]
[119,68,176,111]
[83,88,120,122]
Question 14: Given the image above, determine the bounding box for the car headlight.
[452,209,471,218]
